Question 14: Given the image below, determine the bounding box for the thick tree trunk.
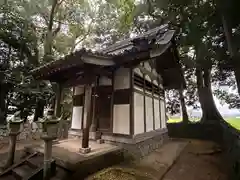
[196,68,223,122]
[44,0,59,63]
[233,64,240,96]
[221,14,240,95]
[178,87,189,123]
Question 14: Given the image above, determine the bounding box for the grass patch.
[225,118,240,130]
[168,117,240,130]
[167,118,199,123]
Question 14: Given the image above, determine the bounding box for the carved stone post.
[38,109,59,180]
[5,119,23,168]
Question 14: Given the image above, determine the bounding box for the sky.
[187,95,240,118]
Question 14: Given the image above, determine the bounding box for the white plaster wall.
[154,98,160,129]
[134,92,144,135]
[114,68,130,90]
[71,106,83,129]
[71,86,84,129]
[146,96,153,132]
[74,86,84,95]
[160,100,166,128]
[113,104,130,134]
[99,76,112,86]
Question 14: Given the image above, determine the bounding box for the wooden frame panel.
[143,75,147,132]
[130,68,134,135]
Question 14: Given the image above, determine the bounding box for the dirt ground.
[163,140,228,180]
[0,139,229,180]
[87,139,228,180]
[0,139,42,172]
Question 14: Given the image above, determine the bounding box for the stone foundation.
[167,122,222,142]
[68,129,101,140]
[102,129,169,159]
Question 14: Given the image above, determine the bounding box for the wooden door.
[95,86,112,131]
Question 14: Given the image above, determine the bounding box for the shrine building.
[31,24,184,153]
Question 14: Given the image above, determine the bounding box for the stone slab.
[79,147,91,154]
[25,138,123,173]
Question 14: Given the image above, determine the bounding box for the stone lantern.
[37,109,60,180]
[5,116,23,168]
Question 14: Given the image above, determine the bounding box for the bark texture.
[221,13,240,96]
[196,68,223,122]
[179,86,189,123]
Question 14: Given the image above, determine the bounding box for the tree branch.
[146,0,181,28]
[52,21,61,38]
[70,21,93,52]
[48,0,58,32]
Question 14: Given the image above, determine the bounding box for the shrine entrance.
[94,85,112,132]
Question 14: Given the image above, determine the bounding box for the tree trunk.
[221,13,240,95]
[178,86,189,123]
[196,68,223,122]
[44,0,59,62]
[233,63,240,96]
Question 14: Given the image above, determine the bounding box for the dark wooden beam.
[143,75,146,132]
[82,54,115,66]
[158,79,162,129]
[110,72,114,133]
[62,66,113,88]
[130,68,134,135]
[81,87,85,131]
[82,84,92,148]
[152,81,155,130]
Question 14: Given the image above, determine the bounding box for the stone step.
[0,174,16,180]
[12,164,36,177]
[54,167,71,179]
[0,152,40,179]
[27,154,44,167]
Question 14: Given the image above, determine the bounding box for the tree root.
[189,149,222,156]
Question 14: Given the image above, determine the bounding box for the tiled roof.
[100,24,170,54]
[31,24,175,78]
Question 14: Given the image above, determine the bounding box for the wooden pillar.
[81,84,92,150]
[152,82,155,130]
[143,75,146,132]
[158,80,162,129]
[90,77,97,132]
[54,83,62,118]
